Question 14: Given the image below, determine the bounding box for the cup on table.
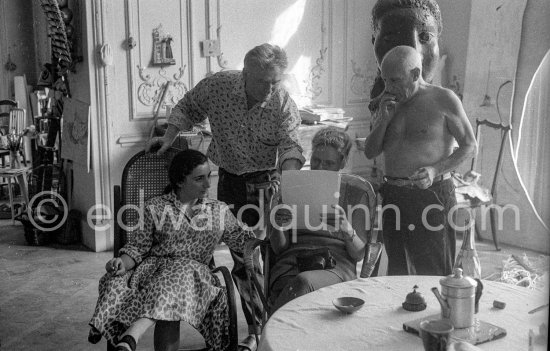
[419,319,454,351]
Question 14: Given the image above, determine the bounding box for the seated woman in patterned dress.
[268,127,369,311]
[88,149,255,351]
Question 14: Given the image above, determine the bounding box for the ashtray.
[333,296,365,314]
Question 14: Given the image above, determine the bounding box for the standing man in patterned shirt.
[146,43,305,349]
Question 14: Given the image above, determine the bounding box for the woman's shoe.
[115,335,136,351]
[87,327,102,344]
[238,334,258,351]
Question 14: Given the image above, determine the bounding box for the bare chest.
[385,108,445,143]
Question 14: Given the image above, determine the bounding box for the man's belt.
[383,173,451,187]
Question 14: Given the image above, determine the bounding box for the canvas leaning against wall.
[61,98,90,171]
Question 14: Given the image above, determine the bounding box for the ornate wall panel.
[125,0,190,120]
[343,0,377,107]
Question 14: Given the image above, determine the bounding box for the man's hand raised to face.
[374,93,397,127]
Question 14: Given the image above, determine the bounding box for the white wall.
[501,0,550,252]
[461,0,550,253]
[437,0,472,96]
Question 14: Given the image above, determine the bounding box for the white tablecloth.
[258,276,549,351]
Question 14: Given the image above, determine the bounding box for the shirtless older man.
[365,46,477,276]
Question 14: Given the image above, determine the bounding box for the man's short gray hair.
[244,43,288,71]
[312,127,352,162]
[372,0,442,35]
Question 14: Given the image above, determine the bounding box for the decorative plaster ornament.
[99,44,113,66]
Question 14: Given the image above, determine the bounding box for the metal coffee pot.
[431,268,478,328]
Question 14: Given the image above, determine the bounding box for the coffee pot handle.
[474,278,483,314]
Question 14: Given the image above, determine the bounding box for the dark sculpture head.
[371,0,442,104]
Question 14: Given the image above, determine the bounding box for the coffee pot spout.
[431,287,450,318]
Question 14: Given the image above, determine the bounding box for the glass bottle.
[454,219,481,279]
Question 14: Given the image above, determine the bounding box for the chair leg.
[212,266,238,351]
[263,248,270,325]
[489,207,501,251]
[7,177,15,225]
[473,219,482,243]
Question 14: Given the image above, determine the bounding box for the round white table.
[258,276,549,351]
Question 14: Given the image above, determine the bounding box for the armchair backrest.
[9,108,27,135]
[0,99,18,134]
[0,99,18,113]
[113,147,183,256]
[340,173,377,236]
[340,174,381,278]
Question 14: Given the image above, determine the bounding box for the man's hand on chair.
[145,136,171,155]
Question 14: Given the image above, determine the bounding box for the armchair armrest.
[211,265,238,350]
[113,185,122,257]
[243,238,265,271]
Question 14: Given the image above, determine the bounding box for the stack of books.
[299,106,346,124]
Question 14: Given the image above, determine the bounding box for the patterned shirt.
[168,70,305,175]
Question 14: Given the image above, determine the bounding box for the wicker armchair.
[108,147,238,351]
[243,174,379,330]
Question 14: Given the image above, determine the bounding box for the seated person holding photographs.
[268,127,368,312]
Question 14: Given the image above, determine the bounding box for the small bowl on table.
[332,297,365,314]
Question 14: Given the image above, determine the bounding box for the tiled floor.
[0,217,548,350]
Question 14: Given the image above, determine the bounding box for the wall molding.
[86,0,113,236]
[124,0,138,120]
[116,133,148,146]
[0,1,9,98]
[305,0,332,106]
[185,0,194,88]
[343,0,376,108]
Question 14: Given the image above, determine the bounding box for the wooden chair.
[108,147,239,351]
[9,108,30,165]
[0,108,31,224]
[0,166,30,224]
[456,118,511,251]
[243,174,378,332]
[0,99,18,134]
[0,99,18,165]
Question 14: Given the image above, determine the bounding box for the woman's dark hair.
[164,149,208,193]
